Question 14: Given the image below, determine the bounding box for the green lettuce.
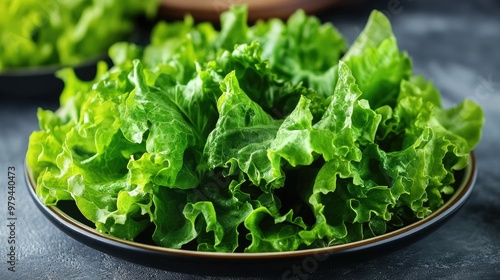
[0,0,158,71]
[27,6,484,253]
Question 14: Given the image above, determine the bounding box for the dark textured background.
[1,0,499,279]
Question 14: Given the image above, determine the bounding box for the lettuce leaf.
[250,9,347,97]
[204,71,282,189]
[342,11,412,108]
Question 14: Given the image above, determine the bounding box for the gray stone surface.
[1,0,499,279]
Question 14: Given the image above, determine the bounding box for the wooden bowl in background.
[158,0,352,22]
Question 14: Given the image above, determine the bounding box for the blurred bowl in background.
[0,56,109,102]
[158,0,352,22]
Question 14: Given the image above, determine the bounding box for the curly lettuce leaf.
[244,207,307,253]
[250,8,347,96]
[204,71,283,189]
[206,41,309,115]
[183,181,254,252]
[299,62,393,245]
[28,66,152,240]
[342,11,412,109]
[124,60,203,190]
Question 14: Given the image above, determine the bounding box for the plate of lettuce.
[25,5,484,275]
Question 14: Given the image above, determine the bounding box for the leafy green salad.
[27,6,484,253]
[0,0,157,71]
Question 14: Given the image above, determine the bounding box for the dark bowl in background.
[0,56,109,103]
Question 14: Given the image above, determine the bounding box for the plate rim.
[0,54,108,77]
[24,153,477,260]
